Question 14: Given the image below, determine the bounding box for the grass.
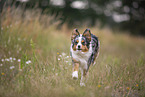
[0,7,145,97]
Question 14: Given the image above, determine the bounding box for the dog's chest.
[71,45,92,64]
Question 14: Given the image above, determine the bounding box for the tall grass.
[0,7,145,97]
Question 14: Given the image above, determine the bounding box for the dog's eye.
[75,40,79,44]
[82,40,85,45]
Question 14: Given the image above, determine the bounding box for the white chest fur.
[71,44,92,69]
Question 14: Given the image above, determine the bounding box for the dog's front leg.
[80,69,88,87]
[72,62,79,80]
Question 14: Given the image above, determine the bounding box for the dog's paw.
[72,71,78,80]
[80,82,86,87]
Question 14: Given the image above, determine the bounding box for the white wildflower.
[28,60,31,64]
[59,55,62,57]
[10,66,15,69]
[65,61,68,63]
[18,59,21,62]
[58,58,60,61]
[26,61,29,64]
[0,64,3,66]
[5,58,9,61]
[9,57,12,60]
[62,52,66,56]
[65,56,69,59]
[1,59,4,62]
[26,60,31,64]
[55,73,58,76]
[13,58,16,61]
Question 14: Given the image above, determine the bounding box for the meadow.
[0,8,145,97]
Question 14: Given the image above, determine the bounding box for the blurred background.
[0,0,145,97]
[1,0,145,36]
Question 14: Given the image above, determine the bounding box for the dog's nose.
[78,45,81,49]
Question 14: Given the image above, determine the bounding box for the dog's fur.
[70,28,100,86]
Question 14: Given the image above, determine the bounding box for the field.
[0,8,145,97]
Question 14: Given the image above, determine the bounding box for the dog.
[70,28,100,86]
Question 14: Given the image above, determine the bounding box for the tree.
[3,0,145,36]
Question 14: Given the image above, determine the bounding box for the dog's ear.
[71,29,80,40]
[83,29,91,42]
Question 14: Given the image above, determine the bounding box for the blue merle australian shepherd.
[70,28,100,86]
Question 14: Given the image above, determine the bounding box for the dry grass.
[0,7,145,97]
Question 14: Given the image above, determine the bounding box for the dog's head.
[71,29,91,52]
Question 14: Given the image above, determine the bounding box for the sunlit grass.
[0,7,145,97]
